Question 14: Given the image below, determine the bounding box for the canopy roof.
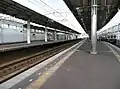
[0,0,80,34]
[63,0,120,34]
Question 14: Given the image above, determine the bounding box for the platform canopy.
[0,0,80,34]
[63,0,120,34]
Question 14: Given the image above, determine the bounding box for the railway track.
[0,40,79,83]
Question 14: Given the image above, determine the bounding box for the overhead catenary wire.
[28,0,77,30]
[28,0,67,19]
[28,0,48,12]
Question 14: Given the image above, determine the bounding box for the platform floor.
[0,40,62,52]
[1,40,120,89]
[37,40,120,89]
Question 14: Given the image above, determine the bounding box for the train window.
[13,25,16,29]
[9,25,13,28]
[114,35,116,38]
[108,36,110,38]
[31,29,34,32]
[111,35,113,38]
[4,24,8,28]
[38,30,41,33]
[36,30,39,32]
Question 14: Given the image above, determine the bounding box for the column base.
[90,51,97,55]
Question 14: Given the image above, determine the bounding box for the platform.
[0,40,120,89]
[33,40,120,89]
[0,40,64,52]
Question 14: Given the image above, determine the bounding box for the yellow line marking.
[104,42,120,62]
[26,55,71,89]
[26,40,85,89]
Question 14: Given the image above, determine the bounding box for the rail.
[0,40,79,83]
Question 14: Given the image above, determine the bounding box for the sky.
[12,0,86,35]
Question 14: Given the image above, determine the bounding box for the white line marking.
[104,42,120,62]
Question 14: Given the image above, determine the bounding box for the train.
[0,19,76,44]
[98,34,120,46]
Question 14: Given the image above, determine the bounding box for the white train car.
[98,24,120,45]
[0,19,48,44]
[0,19,68,44]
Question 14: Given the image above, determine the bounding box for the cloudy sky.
[12,0,86,34]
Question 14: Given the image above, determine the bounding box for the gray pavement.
[40,40,120,89]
